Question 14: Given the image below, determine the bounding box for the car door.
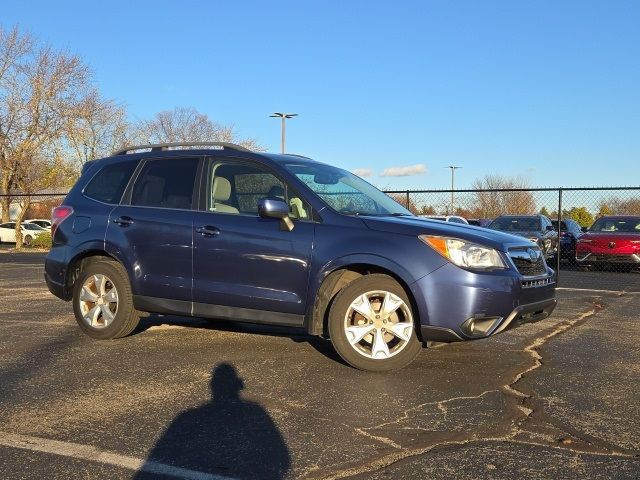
[105,156,201,308]
[192,157,315,324]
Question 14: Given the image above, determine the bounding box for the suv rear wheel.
[72,259,140,339]
[328,274,421,371]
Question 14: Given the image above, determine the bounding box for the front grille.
[588,254,640,263]
[508,247,548,277]
[512,256,547,276]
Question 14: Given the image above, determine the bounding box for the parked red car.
[575,215,640,270]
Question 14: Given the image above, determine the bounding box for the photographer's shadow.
[135,363,290,480]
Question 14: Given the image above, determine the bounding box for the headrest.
[212,177,232,202]
[268,185,285,199]
[141,175,165,204]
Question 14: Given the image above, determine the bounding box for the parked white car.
[419,215,469,224]
[25,219,52,231]
[0,222,47,246]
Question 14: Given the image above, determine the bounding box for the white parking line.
[0,432,234,480]
[556,287,638,294]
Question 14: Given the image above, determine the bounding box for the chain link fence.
[0,193,67,248]
[2,188,640,292]
[384,187,640,292]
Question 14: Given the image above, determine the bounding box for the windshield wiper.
[388,212,414,217]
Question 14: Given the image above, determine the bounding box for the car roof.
[93,149,323,171]
[596,215,640,220]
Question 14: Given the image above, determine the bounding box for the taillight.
[51,205,73,238]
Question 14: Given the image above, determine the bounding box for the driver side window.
[207,160,312,220]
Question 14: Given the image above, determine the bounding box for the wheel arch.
[305,255,419,338]
[64,248,123,299]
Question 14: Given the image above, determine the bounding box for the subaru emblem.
[608,241,616,249]
[527,248,539,262]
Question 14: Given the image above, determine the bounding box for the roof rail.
[112,142,252,156]
[283,153,313,160]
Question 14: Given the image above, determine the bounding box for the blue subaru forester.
[45,142,556,371]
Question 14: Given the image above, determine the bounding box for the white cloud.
[352,168,373,178]
[380,164,427,177]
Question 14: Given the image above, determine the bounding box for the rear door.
[106,156,201,307]
[192,157,315,322]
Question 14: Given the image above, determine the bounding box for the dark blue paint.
[106,205,195,302]
[192,211,314,314]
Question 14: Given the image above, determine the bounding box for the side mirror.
[258,198,294,231]
[546,225,555,231]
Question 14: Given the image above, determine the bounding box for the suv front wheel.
[328,274,422,371]
[72,259,140,339]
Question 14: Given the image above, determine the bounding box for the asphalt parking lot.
[0,253,639,479]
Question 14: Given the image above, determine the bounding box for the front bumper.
[410,262,556,342]
[575,252,640,265]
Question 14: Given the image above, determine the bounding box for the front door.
[192,158,315,322]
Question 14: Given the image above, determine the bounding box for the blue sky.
[3,0,639,189]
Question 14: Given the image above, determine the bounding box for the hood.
[580,231,640,248]
[492,230,543,239]
[361,216,533,251]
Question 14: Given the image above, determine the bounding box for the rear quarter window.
[84,160,138,204]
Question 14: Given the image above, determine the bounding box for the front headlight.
[528,237,539,244]
[419,235,507,270]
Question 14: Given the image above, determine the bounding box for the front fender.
[305,253,417,320]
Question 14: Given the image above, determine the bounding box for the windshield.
[489,216,541,232]
[22,223,44,230]
[589,217,640,233]
[283,162,412,216]
[23,223,45,230]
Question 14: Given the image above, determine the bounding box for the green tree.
[598,203,614,216]
[567,207,594,227]
[539,206,551,217]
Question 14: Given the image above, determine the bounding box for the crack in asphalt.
[309,298,640,480]
[359,389,500,433]
[502,304,602,403]
[314,435,640,480]
[352,428,402,450]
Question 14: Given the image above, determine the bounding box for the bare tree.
[65,90,130,167]
[0,27,34,222]
[598,196,640,216]
[0,26,92,247]
[471,174,536,218]
[132,106,262,151]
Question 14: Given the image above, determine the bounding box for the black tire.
[328,274,422,371]
[72,259,140,339]
[23,235,33,246]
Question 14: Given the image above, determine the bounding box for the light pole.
[445,166,461,214]
[269,112,298,154]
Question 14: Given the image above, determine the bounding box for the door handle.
[196,225,220,237]
[113,216,134,227]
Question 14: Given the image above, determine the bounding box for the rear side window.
[131,158,199,210]
[84,161,138,204]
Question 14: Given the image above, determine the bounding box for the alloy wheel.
[343,290,414,360]
[78,274,119,328]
